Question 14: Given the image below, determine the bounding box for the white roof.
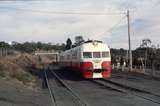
[81,42,109,52]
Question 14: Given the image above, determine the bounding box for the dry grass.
[0,52,55,88]
[0,54,38,87]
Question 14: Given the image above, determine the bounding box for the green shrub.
[10,70,34,84]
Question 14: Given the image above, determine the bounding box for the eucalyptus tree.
[140,38,152,70]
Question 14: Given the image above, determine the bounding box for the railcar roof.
[84,40,103,44]
[62,40,106,53]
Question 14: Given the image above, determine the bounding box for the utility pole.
[127,10,132,71]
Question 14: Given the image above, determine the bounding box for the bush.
[10,69,34,84]
[0,54,39,87]
[0,59,35,85]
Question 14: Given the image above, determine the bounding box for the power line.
[0,6,126,15]
[107,15,126,32]
[93,15,126,39]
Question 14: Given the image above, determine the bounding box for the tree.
[140,38,152,48]
[65,38,72,50]
[37,42,43,50]
[0,41,10,48]
[0,41,10,56]
[139,38,152,69]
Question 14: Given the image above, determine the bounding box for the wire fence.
[0,48,15,57]
[112,64,160,78]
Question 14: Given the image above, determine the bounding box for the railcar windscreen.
[93,52,101,58]
[102,52,110,58]
[83,52,92,58]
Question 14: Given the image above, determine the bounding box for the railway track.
[112,71,160,81]
[102,79,154,94]
[111,73,160,97]
[104,77,160,97]
[91,79,160,105]
[90,79,127,93]
[51,67,160,105]
[44,70,57,106]
[44,68,88,106]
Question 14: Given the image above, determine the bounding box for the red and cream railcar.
[59,40,111,79]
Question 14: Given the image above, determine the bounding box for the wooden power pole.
[127,10,132,71]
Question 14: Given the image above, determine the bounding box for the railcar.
[59,40,111,79]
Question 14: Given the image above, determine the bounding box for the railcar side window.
[102,52,109,58]
[83,52,92,58]
[93,52,101,58]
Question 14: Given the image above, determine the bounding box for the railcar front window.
[83,52,92,58]
[102,52,109,58]
[93,52,101,58]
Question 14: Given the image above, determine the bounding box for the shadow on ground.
[28,63,88,89]
[51,66,87,81]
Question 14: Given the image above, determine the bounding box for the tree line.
[111,38,160,70]
[1,37,159,70]
[0,36,84,53]
[0,41,65,53]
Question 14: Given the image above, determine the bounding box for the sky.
[0,0,160,49]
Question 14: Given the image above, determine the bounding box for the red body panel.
[60,61,111,79]
[101,61,112,78]
[80,62,93,78]
[79,61,111,78]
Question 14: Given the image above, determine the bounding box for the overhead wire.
[131,0,160,45]
[0,4,128,44]
[100,15,127,36]
[0,6,126,15]
[106,15,127,33]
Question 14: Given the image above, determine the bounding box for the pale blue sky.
[0,0,160,49]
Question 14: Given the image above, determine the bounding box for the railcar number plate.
[93,60,100,63]
[93,73,102,78]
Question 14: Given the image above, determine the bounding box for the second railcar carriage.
[59,40,111,79]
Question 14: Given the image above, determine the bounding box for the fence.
[0,48,15,57]
[112,64,160,78]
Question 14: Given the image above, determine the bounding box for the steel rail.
[90,80,127,93]
[103,79,160,97]
[97,79,160,105]
[50,70,88,106]
[44,70,57,106]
